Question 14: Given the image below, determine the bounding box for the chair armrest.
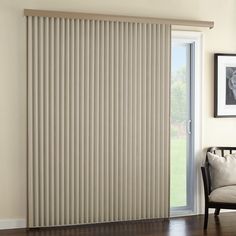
[201,166,211,203]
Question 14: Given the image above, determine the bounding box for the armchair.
[201,147,236,229]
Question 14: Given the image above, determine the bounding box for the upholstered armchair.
[201,147,236,229]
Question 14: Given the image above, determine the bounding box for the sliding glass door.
[170,40,195,213]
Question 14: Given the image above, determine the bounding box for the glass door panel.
[170,43,192,209]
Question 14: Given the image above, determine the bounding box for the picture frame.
[214,53,236,117]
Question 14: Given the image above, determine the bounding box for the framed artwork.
[214,53,236,117]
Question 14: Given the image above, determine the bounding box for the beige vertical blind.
[27,14,171,227]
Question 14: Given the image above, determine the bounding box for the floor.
[1,213,236,236]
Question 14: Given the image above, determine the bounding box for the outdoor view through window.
[171,44,189,208]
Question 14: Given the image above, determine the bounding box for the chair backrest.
[201,147,236,203]
[207,146,236,156]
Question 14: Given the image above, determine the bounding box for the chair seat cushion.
[209,185,236,203]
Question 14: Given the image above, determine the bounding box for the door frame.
[170,31,203,216]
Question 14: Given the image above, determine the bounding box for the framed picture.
[214,53,236,117]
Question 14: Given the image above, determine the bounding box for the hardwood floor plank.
[1,213,236,236]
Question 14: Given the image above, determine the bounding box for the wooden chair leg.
[214,208,220,216]
[204,207,209,230]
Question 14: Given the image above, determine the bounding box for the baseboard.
[0,219,26,230]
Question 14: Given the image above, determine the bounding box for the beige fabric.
[207,152,236,190]
[209,185,236,203]
[27,16,171,227]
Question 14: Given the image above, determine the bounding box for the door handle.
[187,120,192,135]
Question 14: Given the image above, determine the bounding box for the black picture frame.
[214,53,236,117]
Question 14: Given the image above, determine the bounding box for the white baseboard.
[0,219,26,230]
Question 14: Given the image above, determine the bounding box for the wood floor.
[1,212,236,236]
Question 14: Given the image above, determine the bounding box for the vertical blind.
[27,15,171,227]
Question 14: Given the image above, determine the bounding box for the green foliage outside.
[170,138,186,207]
[170,66,187,207]
[171,67,187,125]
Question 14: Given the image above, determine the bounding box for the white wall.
[1,0,236,223]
